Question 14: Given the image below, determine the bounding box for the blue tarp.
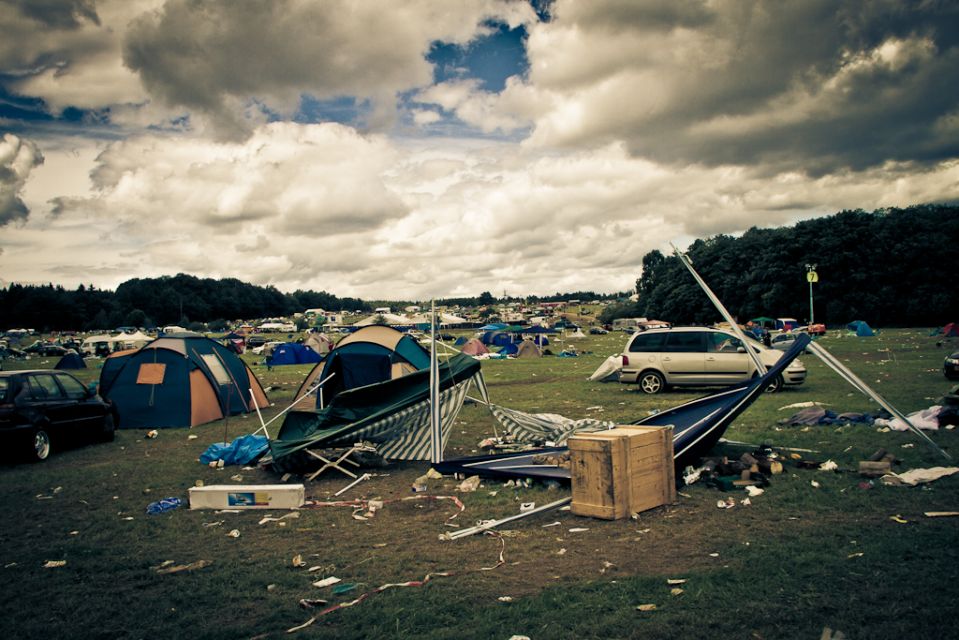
[847,320,875,336]
[199,434,270,465]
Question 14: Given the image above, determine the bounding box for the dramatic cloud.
[521,0,959,173]
[0,133,43,225]
[121,0,538,138]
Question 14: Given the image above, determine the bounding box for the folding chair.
[304,443,377,481]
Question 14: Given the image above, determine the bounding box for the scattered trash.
[312,576,342,588]
[667,578,686,585]
[202,520,224,528]
[258,512,300,525]
[600,560,616,574]
[188,434,198,440]
[146,497,184,515]
[227,529,241,538]
[292,554,306,568]
[154,559,212,575]
[298,598,328,609]
[636,604,657,612]
[519,502,536,513]
[924,511,959,517]
[497,596,513,603]
[811,480,821,488]
[456,476,481,492]
[331,583,357,595]
[745,486,764,497]
[819,460,838,472]
[541,521,561,528]
[670,588,684,596]
[820,626,847,640]
[889,514,909,524]
[848,552,864,559]
[881,466,959,486]
[568,527,589,533]
[557,548,567,555]
[230,474,243,482]
[43,560,66,568]
[146,430,158,439]
[716,498,736,509]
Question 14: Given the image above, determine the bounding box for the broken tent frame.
[432,334,812,481]
[671,244,950,461]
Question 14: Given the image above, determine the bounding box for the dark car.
[0,370,116,462]
[24,342,69,357]
[945,351,959,380]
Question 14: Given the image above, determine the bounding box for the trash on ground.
[43,560,66,568]
[146,497,184,515]
[227,529,241,538]
[881,466,959,486]
[312,576,342,588]
[456,476,481,492]
[924,511,959,517]
[155,559,212,575]
[188,484,305,509]
[636,604,657,612]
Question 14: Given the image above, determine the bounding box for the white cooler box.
[188,484,305,510]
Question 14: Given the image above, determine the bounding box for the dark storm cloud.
[538,0,959,174]
[6,0,99,29]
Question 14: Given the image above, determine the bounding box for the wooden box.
[569,426,675,520]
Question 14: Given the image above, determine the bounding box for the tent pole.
[430,300,442,463]
[671,243,767,376]
[806,341,950,460]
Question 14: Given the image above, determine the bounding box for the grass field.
[1,328,957,639]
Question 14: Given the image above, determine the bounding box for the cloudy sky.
[1,0,957,300]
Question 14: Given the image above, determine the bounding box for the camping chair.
[304,442,378,481]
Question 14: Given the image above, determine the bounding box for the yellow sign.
[807,271,819,283]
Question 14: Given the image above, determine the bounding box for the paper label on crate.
[228,492,271,507]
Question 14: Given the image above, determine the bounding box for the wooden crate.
[569,426,675,520]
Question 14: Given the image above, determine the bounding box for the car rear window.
[628,332,668,352]
[28,374,66,400]
[664,332,705,353]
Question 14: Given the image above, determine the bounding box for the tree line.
[0,274,372,332]
[607,204,958,327]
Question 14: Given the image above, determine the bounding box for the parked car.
[24,342,70,357]
[945,351,959,380]
[589,327,609,335]
[769,332,811,353]
[0,370,116,462]
[619,326,806,394]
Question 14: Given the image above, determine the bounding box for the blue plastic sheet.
[199,433,269,466]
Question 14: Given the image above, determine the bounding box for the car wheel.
[764,374,784,393]
[100,413,116,442]
[31,429,51,461]
[638,371,666,394]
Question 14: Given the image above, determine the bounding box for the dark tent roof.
[54,352,86,370]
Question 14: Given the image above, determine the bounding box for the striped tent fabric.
[488,404,615,445]
[317,374,479,461]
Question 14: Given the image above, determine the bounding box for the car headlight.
[946,358,959,365]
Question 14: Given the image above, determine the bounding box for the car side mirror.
[87,382,98,397]
[737,346,746,353]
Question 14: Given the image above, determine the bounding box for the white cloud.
[0,133,44,225]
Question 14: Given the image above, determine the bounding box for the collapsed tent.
[434,334,812,480]
[267,343,324,366]
[99,333,269,429]
[292,326,432,410]
[270,352,482,470]
[589,355,621,382]
[942,322,958,337]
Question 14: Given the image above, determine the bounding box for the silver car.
[619,326,806,394]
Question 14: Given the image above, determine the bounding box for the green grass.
[1,329,957,639]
